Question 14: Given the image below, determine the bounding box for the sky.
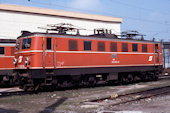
[0,0,170,41]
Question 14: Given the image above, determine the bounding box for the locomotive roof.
[17,31,160,44]
[0,39,16,43]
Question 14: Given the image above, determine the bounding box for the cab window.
[0,47,5,55]
[22,38,32,49]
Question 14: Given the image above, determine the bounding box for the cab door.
[155,44,159,64]
[45,38,54,68]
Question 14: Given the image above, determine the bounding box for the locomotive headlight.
[25,57,30,65]
[13,58,17,65]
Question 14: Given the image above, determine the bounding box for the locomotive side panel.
[14,36,163,71]
[13,34,163,91]
[14,36,162,71]
[0,46,15,69]
[0,42,16,86]
[54,37,159,69]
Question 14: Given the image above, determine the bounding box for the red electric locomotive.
[13,25,163,91]
[0,39,16,86]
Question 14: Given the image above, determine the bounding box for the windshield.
[22,38,32,49]
[16,39,21,51]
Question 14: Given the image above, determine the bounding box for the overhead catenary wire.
[0,0,169,41]
[109,0,170,16]
[1,0,170,26]
[19,0,170,26]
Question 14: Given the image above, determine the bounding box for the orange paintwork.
[14,36,163,69]
[0,45,15,69]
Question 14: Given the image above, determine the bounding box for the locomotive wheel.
[9,78,14,86]
[147,73,154,81]
[23,85,29,91]
[127,74,133,83]
[107,80,115,85]
[154,74,159,81]
[22,84,40,92]
[119,74,128,84]
[123,76,128,84]
[61,81,69,88]
[141,73,149,81]
[34,84,40,91]
[133,74,140,82]
[88,76,96,86]
[151,73,158,81]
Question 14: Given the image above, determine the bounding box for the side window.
[155,44,158,53]
[110,42,117,52]
[47,38,52,50]
[132,43,138,52]
[22,38,32,49]
[0,47,5,55]
[69,40,78,51]
[98,41,105,51]
[142,44,147,52]
[122,43,128,52]
[84,41,92,51]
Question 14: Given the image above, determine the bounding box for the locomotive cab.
[14,35,56,70]
[14,32,57,91]
[14,37,33,69]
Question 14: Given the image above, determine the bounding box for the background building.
[0,4,122,39]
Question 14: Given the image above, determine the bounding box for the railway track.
[84,85,170,107]
[0,91,33,98]
[0,87,32,98]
